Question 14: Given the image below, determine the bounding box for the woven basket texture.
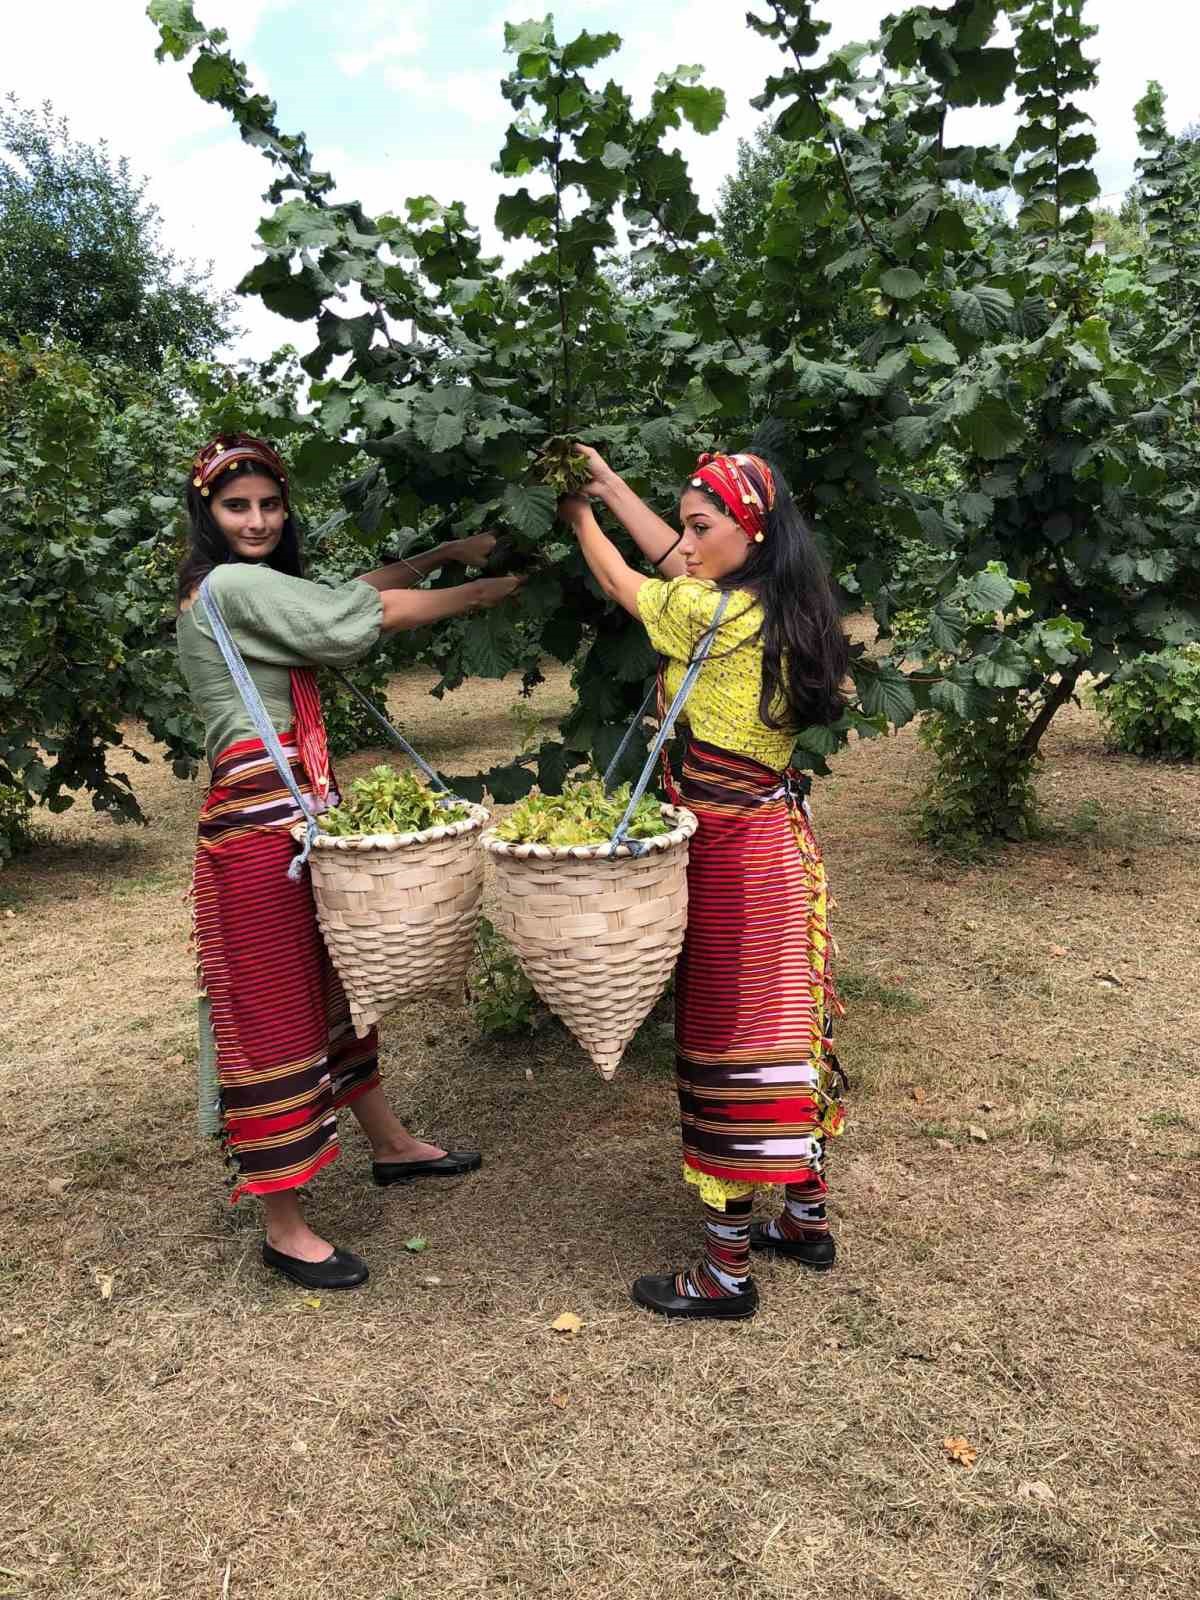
[293,804,489,1038]
[480,804,697,1079]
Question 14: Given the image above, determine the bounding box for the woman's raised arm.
[377,574,521,633]
[573,446,688,579]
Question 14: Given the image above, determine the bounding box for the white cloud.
[336,23,427,79]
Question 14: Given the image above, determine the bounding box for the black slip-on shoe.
[631,1273,759,1320]
[747,1221,836,1270]
[372,1150,482,1186]
[262,1243,369,1290]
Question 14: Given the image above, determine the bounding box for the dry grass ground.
[1,667,1198,1600]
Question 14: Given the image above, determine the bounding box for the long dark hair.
[687,459,849,730]
[176,457,304,607]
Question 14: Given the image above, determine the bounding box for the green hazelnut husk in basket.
[319,765,470,837]
[492,775,670,849]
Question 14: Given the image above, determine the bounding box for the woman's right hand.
[572,443,620,498]
[470,575,523,609]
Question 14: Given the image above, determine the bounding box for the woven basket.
[293,804,489,1038]
[480,804,698,1079]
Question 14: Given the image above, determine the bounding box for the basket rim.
[480,801,697,861]
[292,800,491,853]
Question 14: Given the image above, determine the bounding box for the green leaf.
[879,267,924,301]
[956,391,1024,460]
[501,483,557,539]
[854,663,917,727]
[675,85,727,135]
[949,286,1013,339]
[504,20,551,53]
[966,568,1018,612]
[404,1236,428,1253]
[426,410,466,454]
[973,638,1030,688]
[561,29,621,70]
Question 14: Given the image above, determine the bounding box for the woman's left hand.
[556,494,592,533]
[447,532,498,567]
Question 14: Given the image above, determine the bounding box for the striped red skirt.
[192,735,381,1202]
[674,738,846,1185]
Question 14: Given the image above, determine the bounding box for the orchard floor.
[2,667,1199,1600]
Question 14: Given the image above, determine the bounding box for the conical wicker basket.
[480,804,698,1079]
[293,804,489,1038]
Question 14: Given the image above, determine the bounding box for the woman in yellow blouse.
[559,444,850,1321]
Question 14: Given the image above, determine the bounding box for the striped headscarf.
[192,434,290,508]
[688,452,776,543]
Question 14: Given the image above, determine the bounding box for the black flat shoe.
[372,1150,482,1186]
[262,1242,369,1290]
[748,1221,836,1270]
[631,1273,759,1320]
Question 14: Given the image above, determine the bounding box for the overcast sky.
[5,1,1198,360]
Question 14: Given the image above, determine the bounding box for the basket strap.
[199,576,320,880]
[601,681,658,792]
[329,668,468,809]
[606,591,731,857]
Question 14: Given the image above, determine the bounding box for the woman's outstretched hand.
[470,575,523,609]
[447,532,498,567]
[571,443,620,498]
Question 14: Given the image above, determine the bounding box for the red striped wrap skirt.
[674,738,846,1186]
[192,735,381,1202]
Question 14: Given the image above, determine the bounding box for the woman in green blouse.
[178,434,520,1291]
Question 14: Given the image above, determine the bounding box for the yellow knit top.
[635,577,796,771]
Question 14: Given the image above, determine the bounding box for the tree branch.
[1016,664,1083,760]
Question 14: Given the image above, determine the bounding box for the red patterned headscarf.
[191,433,290,508]
[688,451,776,543]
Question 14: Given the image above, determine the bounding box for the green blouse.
[176,562,383,766]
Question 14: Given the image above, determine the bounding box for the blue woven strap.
[606,591,731,856]
[329,669,466,807]
[199,575,321,881]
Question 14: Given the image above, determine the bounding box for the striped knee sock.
[677,1194,753,1298]
[763,1170,830,1243]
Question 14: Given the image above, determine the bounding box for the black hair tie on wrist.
[652,531,684,569]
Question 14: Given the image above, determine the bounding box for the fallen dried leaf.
[47,1177,73,1197]
[943,1435,978,1468]
[968,1124,989,1143]
[910,1086,927,1105]
[551,1311,583,1337]
[94,1271,115,1301]
[1050,945,1067,958]
[1017,1479,1055,1503]
[421,1275,443,1288]
[934,1138,953,1151]
[549,1392,569,1409]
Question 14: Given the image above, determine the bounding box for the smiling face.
[209,470,286,561]
[676,488,750,581]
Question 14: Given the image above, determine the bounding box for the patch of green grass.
[916,1120,960,1143]
[1063,797,1103,836]
[1143,1108,1193,1132]
[838,968,926,1013]
[110,869,178,900]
